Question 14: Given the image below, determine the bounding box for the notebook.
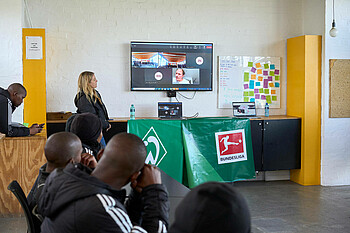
[158,102,183,119]
[232,102,257,117]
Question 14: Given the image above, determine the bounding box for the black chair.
[7,180,36,233]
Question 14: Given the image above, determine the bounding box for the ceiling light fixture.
[329,0,338,37]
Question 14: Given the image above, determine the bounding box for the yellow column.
[22,29,46,131]
[287,35,321,185]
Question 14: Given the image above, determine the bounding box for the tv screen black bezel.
[130,41,213,91]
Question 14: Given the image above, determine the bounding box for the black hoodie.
[0,87,30,136]
[38,163,169,233]
[169,182,251,233]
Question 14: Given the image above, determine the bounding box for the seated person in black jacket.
[69,112,103,160]
[0,83,42,136]
[27,132,83,232]
[169,182,251,233]
[38,133,169,233]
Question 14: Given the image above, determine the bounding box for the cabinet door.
[250,120,263,171]
[263,119,301,170]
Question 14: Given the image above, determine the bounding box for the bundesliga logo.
[215,129,247,164]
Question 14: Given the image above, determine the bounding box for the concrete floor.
[1,181,350,233]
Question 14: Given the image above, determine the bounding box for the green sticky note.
[275,75,280,81]
[244,91,249,96]
[248,62,253,67]
[272,96,277,101]
[244,97,249,102]
[249,91,254,96]
[266,95,272,104]
[269,71,275,76]
[264,63,269,69]
[264,89,269,94]
[244,72,249,81]
[23,123,29,127]
[259,88,263,93]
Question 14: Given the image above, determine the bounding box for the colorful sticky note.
[263,70,268,76]
[256,82,261,86]
[251,67,256,73]
[263,79,268,88]
[244,91,249,96]
[248,62,253,67]
[269,83,274,87]
[244,97,249,102]
[251,74,256,80]
[264,89,270,94]
[259,88,263,93]
[275,75,280,81]
[254,88,259,93]
[270,64,275,69]
[275,69,280,75]
[264,63,269,69]
[266,95,272,104]
[268,76,273,81]
[271,90,276,94]
[257,69,262,74]
[261,95,266,100]
[256,63,261,68]
[275,82,280,87]
[249,80,255,89]
[244,84,249,89]
[249,91,254,96]
[255,94,260,99]
[250,98,255,102]
[269,71,275,76]
[244,73,249,82]
[258,76,263,81]
[272,96,277,101]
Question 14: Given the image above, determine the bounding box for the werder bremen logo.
[142,127,167,166]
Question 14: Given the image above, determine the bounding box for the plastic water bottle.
[265,103,269,117]
[130,104,135,120]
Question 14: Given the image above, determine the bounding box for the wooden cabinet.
[250,117,301,171]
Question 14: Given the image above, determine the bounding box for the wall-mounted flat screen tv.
[131,41,213,91]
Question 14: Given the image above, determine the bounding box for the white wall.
[24,0,304,118]
[322,0,350,185]
[0,0,23,123]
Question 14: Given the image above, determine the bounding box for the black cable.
[177,91,196,100]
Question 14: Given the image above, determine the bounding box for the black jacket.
[74,90,110,130]
[38,163,169,233]
[0,87,30,136]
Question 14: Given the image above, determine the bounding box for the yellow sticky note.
[256,63,262,68]
[257,69,262,74]
[269,83,274,87]
[271,90,276,94]
[258,76,263,81]
[251,74,256,80]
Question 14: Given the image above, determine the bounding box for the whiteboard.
[218,56,281,109]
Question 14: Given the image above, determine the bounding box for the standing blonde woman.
[74,71,111,145]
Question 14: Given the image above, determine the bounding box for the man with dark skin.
[0,83,42,136]
[39,133,169,233]
[27,132,86,232]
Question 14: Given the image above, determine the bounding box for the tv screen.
[131,41,213,91]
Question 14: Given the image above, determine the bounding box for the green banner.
[182,118,255,188]
[128,119,183,183]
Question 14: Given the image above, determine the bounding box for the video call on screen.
[131,42,213,91]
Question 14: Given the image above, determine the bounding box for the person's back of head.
[169,182,251,233]
[45,132,82,172]
[92,132,147,189]
[7,83,27,107]
[70,112,102,145]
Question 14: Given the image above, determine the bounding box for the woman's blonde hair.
[77,71,101,104]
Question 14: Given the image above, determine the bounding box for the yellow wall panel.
[22,29,46,130]
[287,35,321,185]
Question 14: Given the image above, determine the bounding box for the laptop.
[158,102,183,119]
[232,102,257,118]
